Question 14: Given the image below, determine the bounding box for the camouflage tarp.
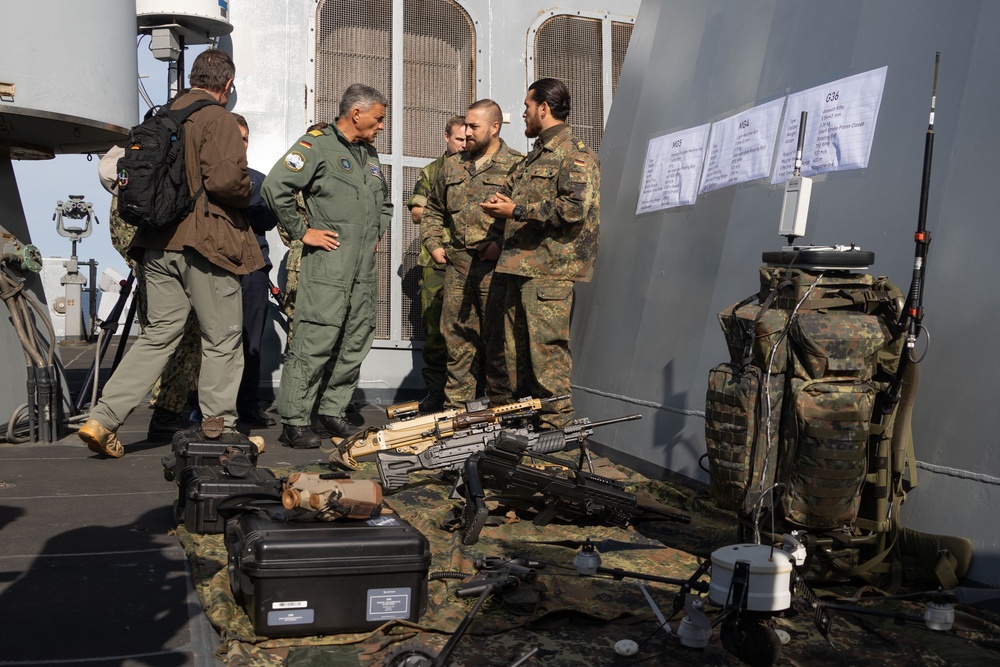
[176,458,1000,666]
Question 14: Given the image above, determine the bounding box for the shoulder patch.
[369,163,382,177]
[298,140,312,149]
[308,129,324,136]
[284,151,305,172]
[338,156,354,172]
[576,141,585,150]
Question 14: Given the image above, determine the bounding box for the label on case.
[367,516,401,527]
[272,600,308,609]
[268,609,315,625]
[366,588,411,621]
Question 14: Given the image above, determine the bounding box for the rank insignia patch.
[284,151,305,172]
[339,156,354,172]
[369,163,381,177]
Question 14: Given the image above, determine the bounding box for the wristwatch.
[512,204,526,221]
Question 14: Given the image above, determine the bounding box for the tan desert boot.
[78,419,125,458]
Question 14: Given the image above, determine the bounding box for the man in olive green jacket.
[263,84,393,449]
[482,78,600,429]
[80,49,262,457]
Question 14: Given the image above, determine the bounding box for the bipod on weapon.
[386,557,545,667]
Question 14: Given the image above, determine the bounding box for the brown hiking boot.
[79,419,125,458]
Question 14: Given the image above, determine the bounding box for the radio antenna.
[904,50,940,352]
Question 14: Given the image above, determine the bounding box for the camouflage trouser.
[281,240,302,343]
[109,199,199,414]
[502,275,574,429]
[441,262,510,408]
[420,264,447,393]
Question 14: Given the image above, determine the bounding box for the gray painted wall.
[574,0,1000,585]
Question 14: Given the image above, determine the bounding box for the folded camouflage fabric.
[176,458,1000,667]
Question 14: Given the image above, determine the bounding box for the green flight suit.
[262,124,392,424]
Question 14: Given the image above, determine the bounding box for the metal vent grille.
[611,21,633,96]
[375,165,393,339]
[534,15,604,152]
[400,166,424,339]
[316,0,475,343]
[404,1,476,158]
[316,0,393,154]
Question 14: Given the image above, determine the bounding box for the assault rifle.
[459,431,691,545]
[326,394,566,470]
[376,414,642,493]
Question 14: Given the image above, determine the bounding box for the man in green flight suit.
[262,84,392,449]
[481,78,600,429]
[406,115,466,412]
[423,100,523,410]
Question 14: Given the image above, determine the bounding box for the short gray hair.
[339,84,388,117]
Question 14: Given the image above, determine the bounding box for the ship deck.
[2,339,1000,667]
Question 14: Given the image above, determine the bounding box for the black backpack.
[116,98,218,229]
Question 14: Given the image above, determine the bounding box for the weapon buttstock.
[376,451,422,492]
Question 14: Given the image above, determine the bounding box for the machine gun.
[376,414,642,493]
[459,431,691,545]
[327,394,567,470]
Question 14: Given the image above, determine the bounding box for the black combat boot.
[147,406,190,442]
[279,424,322,449]
[315,414,361,439]
[418,390,446,413]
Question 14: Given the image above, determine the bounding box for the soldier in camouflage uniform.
[482,79,600,429]
[406,115,466,412]
[424,101,522,410]
[108,196,199,439]
[275,215,302,339]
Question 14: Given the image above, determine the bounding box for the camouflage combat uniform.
[496,124,600,428]
[109,196,200,414]
[422,141,523,407]
[406,152,451,396]
[275,218,302,341]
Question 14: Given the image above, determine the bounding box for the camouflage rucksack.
[703,265,941,585]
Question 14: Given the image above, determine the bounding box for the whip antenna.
[905,50,939,352]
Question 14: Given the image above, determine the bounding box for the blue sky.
[12,41,194,280]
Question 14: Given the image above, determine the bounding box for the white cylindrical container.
[709,544,794,612]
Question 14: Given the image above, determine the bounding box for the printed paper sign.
[636,123,711,214]
[772,66,888,184]
[700,98,785,194]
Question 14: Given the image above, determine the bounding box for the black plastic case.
[178,466,282,534]
[225,504,430,637]
[161,427,259,483]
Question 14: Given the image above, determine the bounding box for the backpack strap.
[164,97,219,216]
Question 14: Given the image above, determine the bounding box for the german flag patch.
[573,158,586,167]
[299,140,312,149]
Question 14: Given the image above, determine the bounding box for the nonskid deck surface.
[0,339,375,666]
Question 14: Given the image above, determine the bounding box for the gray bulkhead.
[573,0,1000,585]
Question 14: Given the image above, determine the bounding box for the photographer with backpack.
[80,49,263,458]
